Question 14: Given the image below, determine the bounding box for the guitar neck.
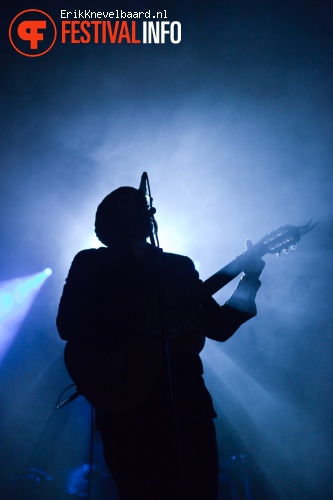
[202,246,264,296]
[201,221,316,296]
[202,257,244,296]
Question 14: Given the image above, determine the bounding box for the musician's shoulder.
[160,251,196,271]
[72,247,107,264]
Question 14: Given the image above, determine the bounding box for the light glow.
[0,270,52,362]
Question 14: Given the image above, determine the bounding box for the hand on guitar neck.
[227,240,264,317]
[241,239,266,278]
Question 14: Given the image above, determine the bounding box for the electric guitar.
[64,221,317,414]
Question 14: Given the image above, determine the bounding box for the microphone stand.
[139,172,185,496]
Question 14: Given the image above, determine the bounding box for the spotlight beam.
[0,269,52,363]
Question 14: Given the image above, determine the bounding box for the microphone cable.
[56,384,94,500]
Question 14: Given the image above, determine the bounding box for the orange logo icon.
[9,9,57,57]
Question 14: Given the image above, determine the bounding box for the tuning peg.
[283,248,289,254]
[276,252,282,258]
[290,245,297,251]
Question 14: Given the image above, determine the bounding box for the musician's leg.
[98,409,179,500]
[98,411,218,500]
[181,416,219,500]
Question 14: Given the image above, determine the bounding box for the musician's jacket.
[57,244,260,420]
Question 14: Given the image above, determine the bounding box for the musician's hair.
[95,187,151,246]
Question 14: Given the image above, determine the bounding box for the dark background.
[1,1,332,498]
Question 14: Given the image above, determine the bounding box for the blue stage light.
[0,293,14,318]
[0,269,52,362]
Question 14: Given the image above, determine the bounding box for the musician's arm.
[56,250,96,341]
[178,255,261,342]
[201,274,262,342]
[201,241,265,341]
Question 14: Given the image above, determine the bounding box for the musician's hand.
[242,240,265,278]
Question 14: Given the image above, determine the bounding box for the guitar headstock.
[256,220,318,257]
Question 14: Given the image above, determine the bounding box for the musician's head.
[95,187,151,246]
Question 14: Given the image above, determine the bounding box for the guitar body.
[64,336,166,414]
[64,288,204,414]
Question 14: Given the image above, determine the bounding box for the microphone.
[138,172,158,247]
[139,172,148,198]
[139,172,156,216]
